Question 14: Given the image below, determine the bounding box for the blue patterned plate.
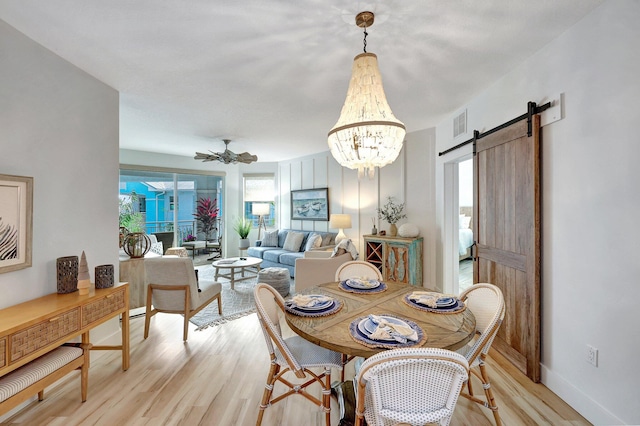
[345,278,381,289]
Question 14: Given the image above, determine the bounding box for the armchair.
[144,257,222,341]
[293,251,351,293]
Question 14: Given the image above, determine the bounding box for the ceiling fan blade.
[237,153,258,164]
[195,151,221,162]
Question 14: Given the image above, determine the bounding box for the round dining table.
[285,280,476,358]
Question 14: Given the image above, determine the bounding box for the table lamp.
[252,203,270,240]
[329,214,352,244]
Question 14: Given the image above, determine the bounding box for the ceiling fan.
[194,139,258,164]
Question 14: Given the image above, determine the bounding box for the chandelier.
[328,11,406,179]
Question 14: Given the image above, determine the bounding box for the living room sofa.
[247,229,337,277]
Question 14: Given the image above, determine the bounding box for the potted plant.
[377,196,407,237]
[193,197,219,241]
[233,217,252,249]
[118,191,145,234]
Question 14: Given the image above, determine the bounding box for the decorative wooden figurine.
[77,251,91,295]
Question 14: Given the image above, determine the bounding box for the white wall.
[278,128,436,289]
[0,20,119,309]
[0,21,119,418]
[435,2,639,424]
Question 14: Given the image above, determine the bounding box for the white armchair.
[144,257,222,341]
[294,251,351,293]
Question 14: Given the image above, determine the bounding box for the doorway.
[458,159,473,291]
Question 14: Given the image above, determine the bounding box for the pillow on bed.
[459,215,471,229]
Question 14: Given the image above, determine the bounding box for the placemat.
[349,314,426,349]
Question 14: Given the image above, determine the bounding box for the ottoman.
[258,267,290,297]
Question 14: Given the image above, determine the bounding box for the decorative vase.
[389,223,398,237]
[123,232,151,258]
[398,223,420,238]
[95,264,115,289]
[239,238,250,249]
[371,226,377,235]
[56,256,78,294]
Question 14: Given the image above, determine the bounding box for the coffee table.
[211,256,262,290]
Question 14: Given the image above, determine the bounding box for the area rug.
[189,265,292,330]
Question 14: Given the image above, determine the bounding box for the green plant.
[119,192,145,232]
[233,217,252,239]
[193,197,219,241]
[377,196,407,224]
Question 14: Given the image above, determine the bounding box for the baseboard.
[541,364,623,425]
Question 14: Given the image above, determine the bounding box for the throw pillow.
[304,233,322,251]
[283,231,305,252]
[262,229,279,247]
[321,233,334,246]
[150,241,164,255]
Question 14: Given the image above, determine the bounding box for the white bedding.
[459,228,474,255]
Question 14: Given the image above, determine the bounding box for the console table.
[0,283,130,377]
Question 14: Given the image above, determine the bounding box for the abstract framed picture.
[0,174,33,273]
[291,188,329,221]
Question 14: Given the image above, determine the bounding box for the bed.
[459,206,473,260]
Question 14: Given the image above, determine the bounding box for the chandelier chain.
[363,27,368,53]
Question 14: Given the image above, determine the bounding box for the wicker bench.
[0,344,90,415]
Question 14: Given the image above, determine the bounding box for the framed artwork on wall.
[291,188,329,221]
[0,174,33,273]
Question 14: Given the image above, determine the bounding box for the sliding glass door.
[119,168,224,247]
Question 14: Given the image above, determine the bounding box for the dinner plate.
[290,295,334,311]
[435,297,457,308]
[357,316,410,341]
[344,278,381,289]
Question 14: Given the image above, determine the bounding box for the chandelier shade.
[328,48,406,179]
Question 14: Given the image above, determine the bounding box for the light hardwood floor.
[1,311,591,425]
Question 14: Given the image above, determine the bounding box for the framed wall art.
[291,188,329,221]
[0,174,33,273]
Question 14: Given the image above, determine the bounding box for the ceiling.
[0,0,604,163]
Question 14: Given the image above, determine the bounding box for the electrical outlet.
[587,345,598,366]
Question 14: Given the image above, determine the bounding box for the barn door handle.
[471,242,478,261]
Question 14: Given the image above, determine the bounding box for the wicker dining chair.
[457,283,506,426]
[335,260,383,281]
[355,347,469,426]
[254,283,343,426]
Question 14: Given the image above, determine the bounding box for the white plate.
[358,316,410,341]
[345,278,381,289]
[291,295,333,311]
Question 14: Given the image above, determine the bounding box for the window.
[119,168,223,244]
[243,174,275,227]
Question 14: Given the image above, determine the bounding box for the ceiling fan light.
[328,50,405,179]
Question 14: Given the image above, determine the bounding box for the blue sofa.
[247,229,337,277]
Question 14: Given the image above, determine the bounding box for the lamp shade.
[252,203,270,216]
[328,52,406,179]
[329,214,352,230]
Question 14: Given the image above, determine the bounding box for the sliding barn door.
[473,115,541,381]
